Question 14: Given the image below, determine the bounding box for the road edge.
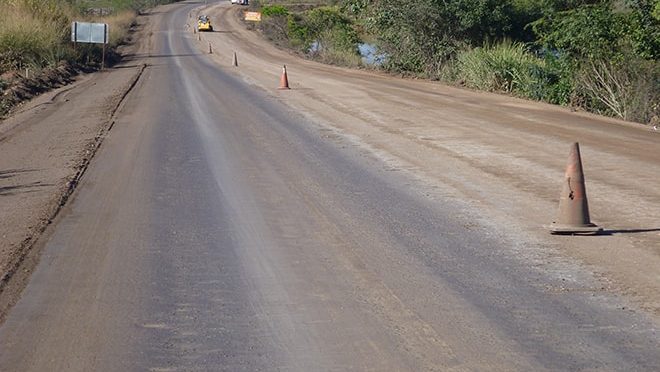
[0,64,147,325]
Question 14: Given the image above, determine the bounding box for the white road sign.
[71,22,109,44]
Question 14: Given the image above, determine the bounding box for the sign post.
[71,22,109,69]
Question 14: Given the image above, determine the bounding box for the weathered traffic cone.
[208,42,213,54]
[278,65,290,90]
[232,51,238,67]
[550,142,602,234]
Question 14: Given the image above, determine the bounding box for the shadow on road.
[599,228,660,235]
[0,169,37,180]
[0,182,53,196]
[122,53,200,61]
[0,169,51,196]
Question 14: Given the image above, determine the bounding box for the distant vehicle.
[231,0,248,5]
[197,15,213,32]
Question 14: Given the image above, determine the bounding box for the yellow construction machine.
[197,15,213,32]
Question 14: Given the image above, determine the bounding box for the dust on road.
[0,1,657,370]
[196,2,660,316]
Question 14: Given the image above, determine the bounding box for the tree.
[361,0,517,73]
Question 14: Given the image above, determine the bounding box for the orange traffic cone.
[232,52,238,67]
[278,65,290,90]
[550,142,602,234]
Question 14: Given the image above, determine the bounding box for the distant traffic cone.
[550,142,602,234]
[232,52,238,67]
[278,65,290,90]
[208,42,213,54]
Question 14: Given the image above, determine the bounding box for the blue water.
[308,41,387,66]
[358,43,387,66]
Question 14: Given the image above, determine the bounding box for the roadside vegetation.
[252,0,659,124]
[251,1,362,67]
[0,0,178,116]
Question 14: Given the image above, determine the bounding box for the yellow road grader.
[197,15,213,32]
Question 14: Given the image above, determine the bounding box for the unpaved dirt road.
[205,3,660,314]
[0,49,147,320]
[0,0,658,370]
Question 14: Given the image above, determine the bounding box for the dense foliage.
[343,0,658,122]
[259,4,362,66]
[528,1,659,121]
[257,0,657,122]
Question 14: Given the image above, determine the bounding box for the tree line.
[342,0,658,123]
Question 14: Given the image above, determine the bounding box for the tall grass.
[450,41,658,123]
[0,0,175,74]
[0,0,76,73]
[0,0,176,116]
[450,41,578,106]
[104,10,138,46]
[453,41,544,94]
[316,31,363,67]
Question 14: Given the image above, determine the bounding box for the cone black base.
[549,222,603,235]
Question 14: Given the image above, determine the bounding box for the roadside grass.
[310,43,362,67]
[0,1,76,73]
[449,41,658,123]
[104,10,139,47]
[449,41,573,104]
[253,1,657,125]
[0,0,177,117]
[0,0,177,75]
[452,42,543,94]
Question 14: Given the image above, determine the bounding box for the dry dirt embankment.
[198,3,660,317]
[0,10,158,323]
[1,64,78,118]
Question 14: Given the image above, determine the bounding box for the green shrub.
[262,5,289,17]
[534,54,574,105]
[361,0,515,75]
[286,14,310,49]
[454,42,537,92]
[451,41,577,105]
[300,7,359,60]
[311,27,361,66]
[259,5,360,64]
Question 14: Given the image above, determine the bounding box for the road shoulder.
[0,16,153,324]
[201,3,660,319]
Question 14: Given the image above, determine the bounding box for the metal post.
[101,23,107,70]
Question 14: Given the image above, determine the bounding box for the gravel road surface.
[0,1,658,370]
